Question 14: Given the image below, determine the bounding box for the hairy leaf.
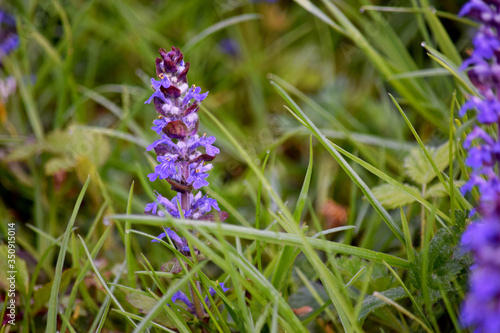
[371,184,419,209]
[404,142,451,185]
[126,293,177,328]
[358,287,407,322]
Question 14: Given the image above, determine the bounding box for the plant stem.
[180,150,206,327]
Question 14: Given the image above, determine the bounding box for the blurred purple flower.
[219,38,240,57]
[0,10,19,63]
[459,1,500,332]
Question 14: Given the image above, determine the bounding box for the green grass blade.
[200,106,365,331]
[271,136,314,291]
[78,235,137,329]
[3,57,44,141]
[400,208,415,262]
[382,261,431,330]
[256,150,271,272]
[294,136,314,223]
[419,0,462,65]
[125,181,136,289]
[61,226,112,333]
[422,43,478,96]
[111,215,410,268]
[270,80,405,243]
[389,94,472,212]
[46,176,90,332]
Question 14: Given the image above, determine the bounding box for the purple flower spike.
[144,47,225,224]
[459,1,500,331]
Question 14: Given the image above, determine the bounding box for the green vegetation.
[0,1,474,332]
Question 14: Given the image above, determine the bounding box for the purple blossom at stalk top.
[459,1,500,332]
[0,10,19,63]
[144,47,228,255]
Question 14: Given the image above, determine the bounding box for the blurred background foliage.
[0,0,474,331]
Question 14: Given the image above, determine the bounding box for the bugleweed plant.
[141,46,229,329]
[1,1,493,332]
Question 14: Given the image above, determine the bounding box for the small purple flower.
[188,135,220,156]
[171,290,194,311]
[151,76,171,91]
[182,86,208,106]
[145,193,179,218]
[188,193,221,219]
[148,154,178,181]
[146,134,179,154]
[205,282,229,306]
[187,163,212,189]
[151,227,182,245]
[151,118,168,135]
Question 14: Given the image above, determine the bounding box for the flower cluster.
[459,1,500,332]
[144,47,228,242]
[0,10,19,63]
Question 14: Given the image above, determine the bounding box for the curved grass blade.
[183,14,262,52]
[111,215,410,268]
[422,43,478,96]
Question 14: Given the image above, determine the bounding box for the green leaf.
[45,156,77,175]
[409,215,472,306]
[0,244,30,297]
[425,181,465,199]
[358,287,407,322]
[404,142,451,185]
[33,268,77,314]
[126,293,177,328]
[371,184,419,209]
[160,259,183,274]
[5,142,42,162]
